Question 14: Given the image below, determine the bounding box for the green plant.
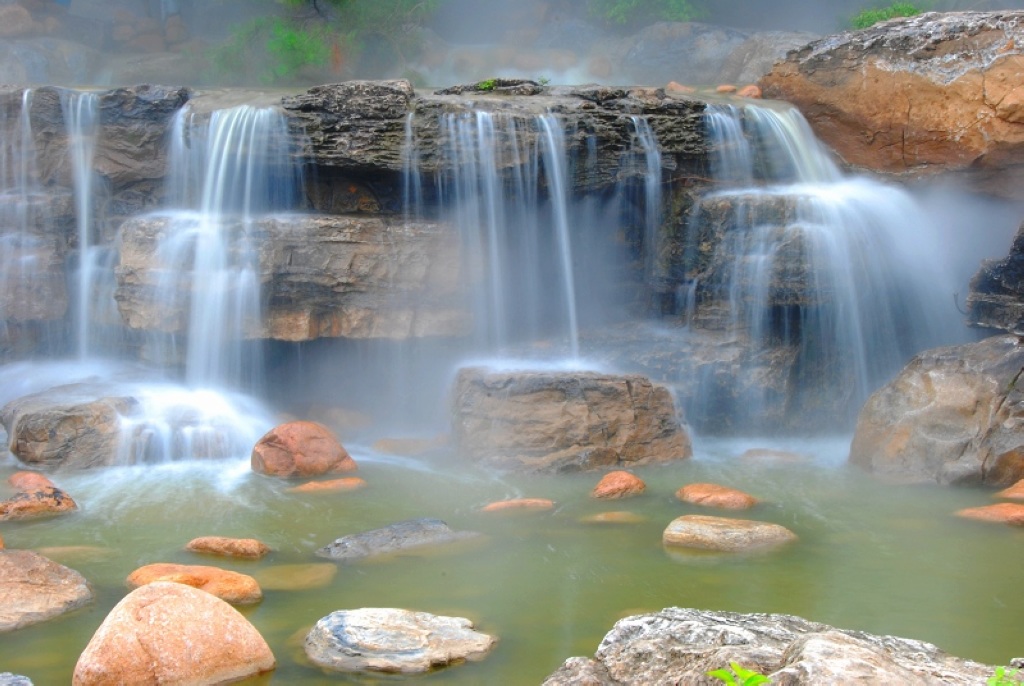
[989,666,1024,686]
[585,0,707,27]
[707,662,771,685]
[476,78,497,91]
[850,2,922,29]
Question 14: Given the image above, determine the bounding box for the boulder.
[675,483,759,509]
[185,536,271,559]
[662,514,796,552]
[0,550,93,632]
[481,498,556,513]
[304,607,497,674]
[591,471,647,499]
[0,486,77,521]
[955,502,1024,525]
[251,421,356,478]
[849,335,1024,486]
[126,563,263,605]
[542,608,993,685]
[719,31,819,86]
[73,581,275,685]
[451,368,691,472]
[315,518,482,561]
[760,12,1024,198]
[968,221,1024,334]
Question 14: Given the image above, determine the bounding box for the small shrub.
[708,662,771,685]
[850,2,922,29]
[989,666,1024,686]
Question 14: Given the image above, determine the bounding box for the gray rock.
[304,607,496,674]
[968,221,1024,334]
[542,608,993,685]
[315,518,482,561]
[0,550,93,632]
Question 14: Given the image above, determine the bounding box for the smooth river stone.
[304,607,497,673]
[315,518,483,561]
[662,515,797,552]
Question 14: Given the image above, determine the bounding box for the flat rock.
[662,514,796,552]
[591,471,646,499]
[315,518,482,561]
[304,607,497,674]
[185,536,271,559]
[580,511,647,525]
[126,563,263,605]
[675,483,759,509]
[0,550,93,632]
[7,472,55,492]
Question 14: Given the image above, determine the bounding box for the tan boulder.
[995,479,1024,500]
[8,471,55,492]
[185,536,271,559]
[254,563,337,591]
[0,487,77,521]
[591,471,646,499]
[955,502,1024,525]
[251,420,356,478]
[663,515,797,552]
[665,81,695,94]
[1,550,93,632]
[676,483,759,510]
[73,581,275,685]
[481,498,556,513]
[126,563,263,605]
[286,477,367,494]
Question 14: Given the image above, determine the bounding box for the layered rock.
[542,608,993,685]
[761,12,1024,198]
[0,550,93,632]
[849,335,1024,485]
[452,367,691,472]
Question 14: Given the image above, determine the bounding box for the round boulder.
[663,515,797,552]
[251,420,356,478]
[304,607,497,674]
[0,550,93,632]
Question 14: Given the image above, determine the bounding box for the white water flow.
[630,116,663,284]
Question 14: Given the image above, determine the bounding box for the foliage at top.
[849,2,922,29]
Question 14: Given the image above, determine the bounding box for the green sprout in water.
[708,662,771,685]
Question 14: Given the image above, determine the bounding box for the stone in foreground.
[0,550,93,632]
[542,607,994,685]
[73,581,275,685]
[662,514,796,552]
[304,607,496,674]
[452,367,691,472]
[315,518,482,561]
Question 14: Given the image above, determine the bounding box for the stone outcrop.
[126,563,263,604]
[0,550,93,632]
[251,421,356,478]
[304,607,497,674]
[849,335,1024,486]
[315,518,482,561]
[761,12,1024,198]
[542,608,994,685]
[968,221,1024,333]
[662,515,796,552]
[452,367,692,472]
[73,581,275,685]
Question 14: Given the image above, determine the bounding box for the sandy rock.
[591,471,647,499]
[579,511,647,525]
[126,563,263,605]
[286,477,367,494]
[675,483,759,509]
[254,563,337,591]
[304,607,497,673]
[995,479,1024,500]
[955,502,1024,525]
[73,581,275,685]
[0,550,93,632]
[0,487,77,521]
[481,498,556,512]
[185,536,271,559]
[251,420,356,478]
[662,514,796,552]
[7,472,55,492]
[316,518,482,561]
[665,81,695,94]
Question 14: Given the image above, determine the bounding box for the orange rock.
[286,477,367,494]
[995,479,1024,500]
[579,511,647,525]
[8,471,55,492]
[736,84,762,99]
[186,536,271,559]
[0,487,77,521]
[481,498,555,513]
[127,563,263,605]
[591,471,646,499]
[251,420,356,478]
[676,483,759,510]
[666,81,696,94]
[955,502,1024,525]
[716,84,738,94]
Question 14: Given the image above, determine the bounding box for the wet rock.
[185,536,271,559]
[315,518,482,561]
[304,607,497,674]
[481,498,556,512]
[591,471,647,499]
[254,563,336,591]
[0,550,93,632]
[675,483,759,510]
[736,84,762,99]
[251,421,356,478]
[662,514,796,552]
[995,479,1024,500]
[968,221,1024,334]
[580,511,647,525]
[126,563,263,605]
[452,368,691,473]
[73,581,275,685]
[955,502,1024,525]
[761,12,1024,198]
[7,472,54,492]
[0,486,77,521]
[542,607,993,685]
[286,477,367,494]
[849,335,1024,486]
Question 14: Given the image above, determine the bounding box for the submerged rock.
[542,607,994,685]
[73,581,275,685]
[0,550,93,632]
[286,477,367,494]
[254,563,336,591]
[481,498,556,513]
[315,518,482,561]
[185,536,271,560]
[304,607,497,674]
[452,368,691,473]
[251,420,356,478]
[662,514,796,552]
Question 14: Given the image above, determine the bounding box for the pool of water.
[1,435,1021,683]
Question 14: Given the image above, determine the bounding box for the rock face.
[968,221,1024,333]
[251,421,356,478]
[73,581,275,685]
[849,335,1024,485]
[0,550,93,632]
[126,563,263,605]
[542,608,994,685]
[451,368,692,472]
[304,607,497,674]
[761,12,1024,198]
[662,515,796,552]
[315,518,482,561]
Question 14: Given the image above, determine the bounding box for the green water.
[2,436,1022,684]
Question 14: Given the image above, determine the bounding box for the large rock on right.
[849,334,1024,485]
[451,368,691,472]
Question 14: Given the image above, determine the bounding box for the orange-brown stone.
[251,420,356,478]
[736,84,762,98]
[995,479,1024,500]
[0,487,77,521]
[286,477,367,494]
[481,498,555,513]
[676,483,759,510]
[127,563,263,605]
[591,471,646,499]
[8,472,55,492]
[185,536,271,560]
[955,502,1024,526]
